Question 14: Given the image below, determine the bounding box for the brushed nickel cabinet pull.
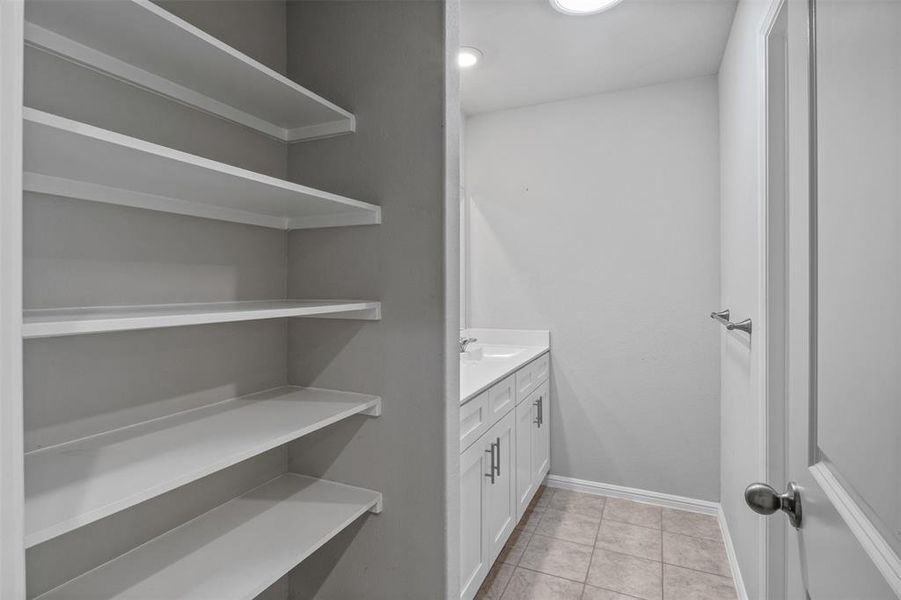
[494,437,501,477]
[485,443,496,484]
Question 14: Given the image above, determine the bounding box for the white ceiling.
[461,0,738,115]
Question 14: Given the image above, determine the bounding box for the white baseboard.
[544,474,719,515]
[544,474,749,600]
[718,506,750,600]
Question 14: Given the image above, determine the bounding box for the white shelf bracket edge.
[360,398,382,418]
[288,207,381,230]
[370,493,384,515]
[286,116,356,143]
[306,304,381,321]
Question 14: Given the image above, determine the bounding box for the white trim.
[544,474,719,516]
[719,506,751,600]
[757,1,790,598]
[0,0,25,596]
[444,1,462,598]
[811,463,901,597]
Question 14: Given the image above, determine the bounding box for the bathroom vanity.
[458,329,550,600]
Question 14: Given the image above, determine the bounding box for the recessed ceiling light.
[458,47,483,69]
[550,0,626,15]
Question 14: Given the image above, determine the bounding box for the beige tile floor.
[476,487,738,600]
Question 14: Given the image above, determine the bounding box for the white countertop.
[460,329,550,404]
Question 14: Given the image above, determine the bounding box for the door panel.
[782,0,901,596]
[460,437,488,600]
[815,0,901,555]
[531,381,550,482]
[515,398,534,520]
[484,410,515,562]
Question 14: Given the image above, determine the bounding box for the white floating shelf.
[23,109,381,230]
[35,474,381,599]
[25,386,382,548]
[23,299,381,339]
[24,0,354,142]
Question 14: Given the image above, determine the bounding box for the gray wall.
[282,2,449,598]
[23,3,291,596]
[464,77,722,502]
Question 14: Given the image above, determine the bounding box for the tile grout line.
[654,505,665,599]
[489,489,736,599]
[516,565,588,587]
[661,561,735,580]
[580,495,606,599]
[496,486,550,599]
[585,585,648,600]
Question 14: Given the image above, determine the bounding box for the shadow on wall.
[287,320,370,389]
[23,193,288,308]
[288,518,369,600]
[547,359,626,488]
[23,320,288,451]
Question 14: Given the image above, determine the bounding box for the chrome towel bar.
[710,309,752,335]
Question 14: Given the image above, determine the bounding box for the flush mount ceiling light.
[458,47,483,69]
[550,0,626,15]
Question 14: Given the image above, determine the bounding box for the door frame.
[0,0,25,597]
[757,0,790,597]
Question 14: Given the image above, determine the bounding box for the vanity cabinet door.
[483,410,516,563]
[531,380,550,483]
[460,436,490,600]
[514,398,535,520]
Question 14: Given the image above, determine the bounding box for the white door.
[459,435,489,600]
[484,410,515,563]
[531,380,549,482]
[515,397,534,520]
[751,1,901,597]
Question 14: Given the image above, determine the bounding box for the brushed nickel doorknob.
[745,481,802,528]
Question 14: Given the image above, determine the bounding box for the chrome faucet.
[459,337,478,353]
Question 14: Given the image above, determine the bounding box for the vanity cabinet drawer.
[516,353,549,403]
[460,391,489,452]
[488,375,516,420]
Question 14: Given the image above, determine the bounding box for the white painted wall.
[718,1,771,598]
[465,77,722,502]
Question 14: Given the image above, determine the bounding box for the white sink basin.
[462,344,526,362]
[458,330,549,403]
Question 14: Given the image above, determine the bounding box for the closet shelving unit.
[26,386,382,548]
[23,109,381,230]
[35,475,382,600]
[24,0,355,142]
[21,1,382,598]
[23,300,381,338]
